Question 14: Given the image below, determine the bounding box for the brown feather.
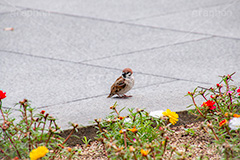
[107,76,126,98]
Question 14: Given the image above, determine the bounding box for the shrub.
[188,72,240,159]
[0,93,79,159]
[95,102,192,159]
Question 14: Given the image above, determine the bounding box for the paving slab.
[2,0,229,21]
[0,4,21,14]
[0,10,209,62]
[130,1,240,39]
[35,80,205,129]
[1,0,240,131]
[1,50,174,108]
[84,37,240,85]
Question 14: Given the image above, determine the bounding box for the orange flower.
[141,149,150,157]
[233,114,240,118]
[118,116,125,120]
[67,147,72,152]
[219,119,227,127]
[119,129,126,134]
[128,126,138,133]
[162,141,165,145]
[224,112,229,117]
[129,146,134,152]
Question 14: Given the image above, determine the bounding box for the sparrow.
[107,68,134,98]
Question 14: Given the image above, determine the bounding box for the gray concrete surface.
[1,0,240,129]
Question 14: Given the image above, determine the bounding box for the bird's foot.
[123,94,132,98]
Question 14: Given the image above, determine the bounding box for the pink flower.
[227,91,233,94]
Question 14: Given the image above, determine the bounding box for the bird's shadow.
[112,96,132,99]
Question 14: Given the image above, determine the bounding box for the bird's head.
[122,68,133,79]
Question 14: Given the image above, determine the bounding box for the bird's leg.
[123,94,132,98]
[117,94,124,98]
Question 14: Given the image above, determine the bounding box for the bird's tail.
[107,93,114,98]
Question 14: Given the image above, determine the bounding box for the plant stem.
[225,126,233,139]
[126,135,133,143]
[0,147,10,158]
[207,125,219,140]
[168,149,174,160]
[123,132,127,148]
[214,100,223,114]
[192,96,205,118]
[40,119,47,142]
[62,125,77,145]
[95,119,108,139]
[4,131,21,159]
[46,131,53,145]
[114,108,119,115]
[0,102,6,121]
[201,93,208,101]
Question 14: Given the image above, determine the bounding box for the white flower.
[124,117,132,123]
[149,110,164,118]
[229,117,240,130]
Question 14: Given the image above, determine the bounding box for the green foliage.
[95,103,192,159]
[184,128,196,136]
[187,72,240,159]
[0,99,79,159]
[82,136,91,146]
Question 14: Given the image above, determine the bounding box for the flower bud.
[110,105,116,109]
[129,146,134,152]
[67,147,72,152]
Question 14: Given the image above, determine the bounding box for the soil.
[71,121,221,160]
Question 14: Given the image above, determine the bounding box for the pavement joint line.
[36,79,178,108]
[0,48,212,85]
[122,22,240,41]
[81,36,214,63]
[37,10,235,40]
[38,94,107,109]
[1,106,17,110]
[1,3,239,41]
[0,8,26,16]
[122,1,234,23]
[36,78,210,109]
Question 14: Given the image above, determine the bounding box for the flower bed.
[1,73,239,159]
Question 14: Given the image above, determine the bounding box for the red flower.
[0,90,6,100]
[40,110,45,114]
[219,119,227,127]
[237,87,240,95]
[201,100,216,110]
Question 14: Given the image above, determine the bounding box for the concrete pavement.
[1,0,240,129]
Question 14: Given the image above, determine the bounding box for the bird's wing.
[114,76,126,87]
[109,76,126,95]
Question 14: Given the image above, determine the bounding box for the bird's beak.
[122,73,126,78]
